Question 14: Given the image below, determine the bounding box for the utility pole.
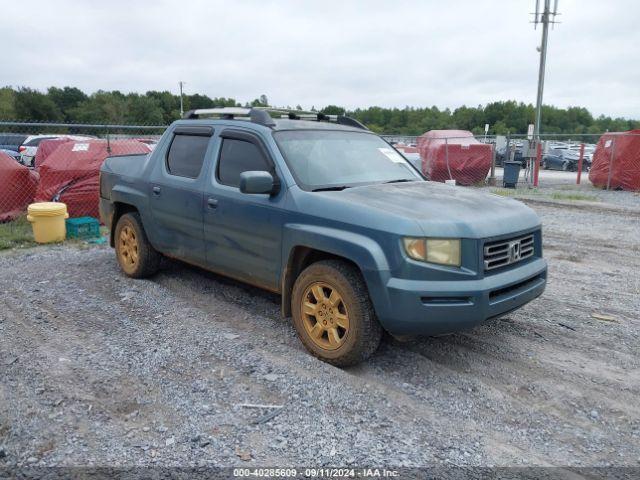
[179,81,185,118]
[532,0,559,182]
[533,0,559,140]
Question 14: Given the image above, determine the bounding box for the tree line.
[1,86,637,135]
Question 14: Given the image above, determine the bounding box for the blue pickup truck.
[99,108,547,366]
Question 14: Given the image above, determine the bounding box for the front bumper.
[375,258,547,335]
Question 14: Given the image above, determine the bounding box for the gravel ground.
[0,201,638,468]
[492,167,640,209]
[532,185,640,209]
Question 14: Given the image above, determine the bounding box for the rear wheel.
[291,260,382,367]
[562,161,570,171]
[114,212,160,278]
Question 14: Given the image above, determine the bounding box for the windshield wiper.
[311,185,352,192]
[383,179,417,184]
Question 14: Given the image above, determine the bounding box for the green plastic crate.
[66,216,101,240]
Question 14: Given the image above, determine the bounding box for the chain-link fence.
[384,132,640,191]
[1,121,639,240]
[0,122,165,237]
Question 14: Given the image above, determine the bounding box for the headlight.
[403,238,461,266]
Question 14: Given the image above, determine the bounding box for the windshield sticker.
[378,147,405,163]
[72,143,90,152]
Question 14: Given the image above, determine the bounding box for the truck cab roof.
[179,107,369,133]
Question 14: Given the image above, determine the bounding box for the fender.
[280,223,393,323]
[109,184,161,250]
[283,223,389,272]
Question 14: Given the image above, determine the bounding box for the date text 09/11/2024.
[232,468,400,477]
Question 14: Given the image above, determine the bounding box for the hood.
[332,181,541,238]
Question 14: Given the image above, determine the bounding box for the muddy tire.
[114,212,160,278]
[291,260,383,367]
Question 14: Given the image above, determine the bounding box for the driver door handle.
[152,186,161,195]
[207,197,218,209]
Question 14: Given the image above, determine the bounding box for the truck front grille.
[484,234,534,271]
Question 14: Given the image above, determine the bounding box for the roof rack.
[182,107,368,131]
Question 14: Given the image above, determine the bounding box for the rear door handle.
[152,186,161,195]
[207,197,218,209]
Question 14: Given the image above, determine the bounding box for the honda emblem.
[508,240,522,263]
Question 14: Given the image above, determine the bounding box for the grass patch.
[0,217,107,251]
[0,216,37,250]
[491,188,543,197]
[550,192,599,202]
[491,188,599,203]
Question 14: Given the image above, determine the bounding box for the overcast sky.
[5,0,639,118]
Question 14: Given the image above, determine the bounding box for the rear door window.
[217,138,271,188]
[166,133,210,178]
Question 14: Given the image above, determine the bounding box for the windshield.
[274,130,422,190]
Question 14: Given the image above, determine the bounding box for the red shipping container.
[589,130,640,191]
[35,139,150,218]
[0,151,39,222]
[417,130,492,185]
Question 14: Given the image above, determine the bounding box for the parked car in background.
[0,148,21,162]
[19,136,58,166]
[100,107,547,366]
[0,133,28,152]
[542,148,590,171]
[569,144,595,164]
[19,134,94,167]
[495,143,526,167]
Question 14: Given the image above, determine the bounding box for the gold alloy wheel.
[301,282,350,350]
[118,225,139,272]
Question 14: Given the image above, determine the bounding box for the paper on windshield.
[378,147,405,163]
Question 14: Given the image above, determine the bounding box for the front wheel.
[114,212,160,278]
[291,260,383,367]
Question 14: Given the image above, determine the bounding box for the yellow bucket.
[27,202,69,244]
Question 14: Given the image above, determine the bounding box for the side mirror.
[239,171,276,195]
